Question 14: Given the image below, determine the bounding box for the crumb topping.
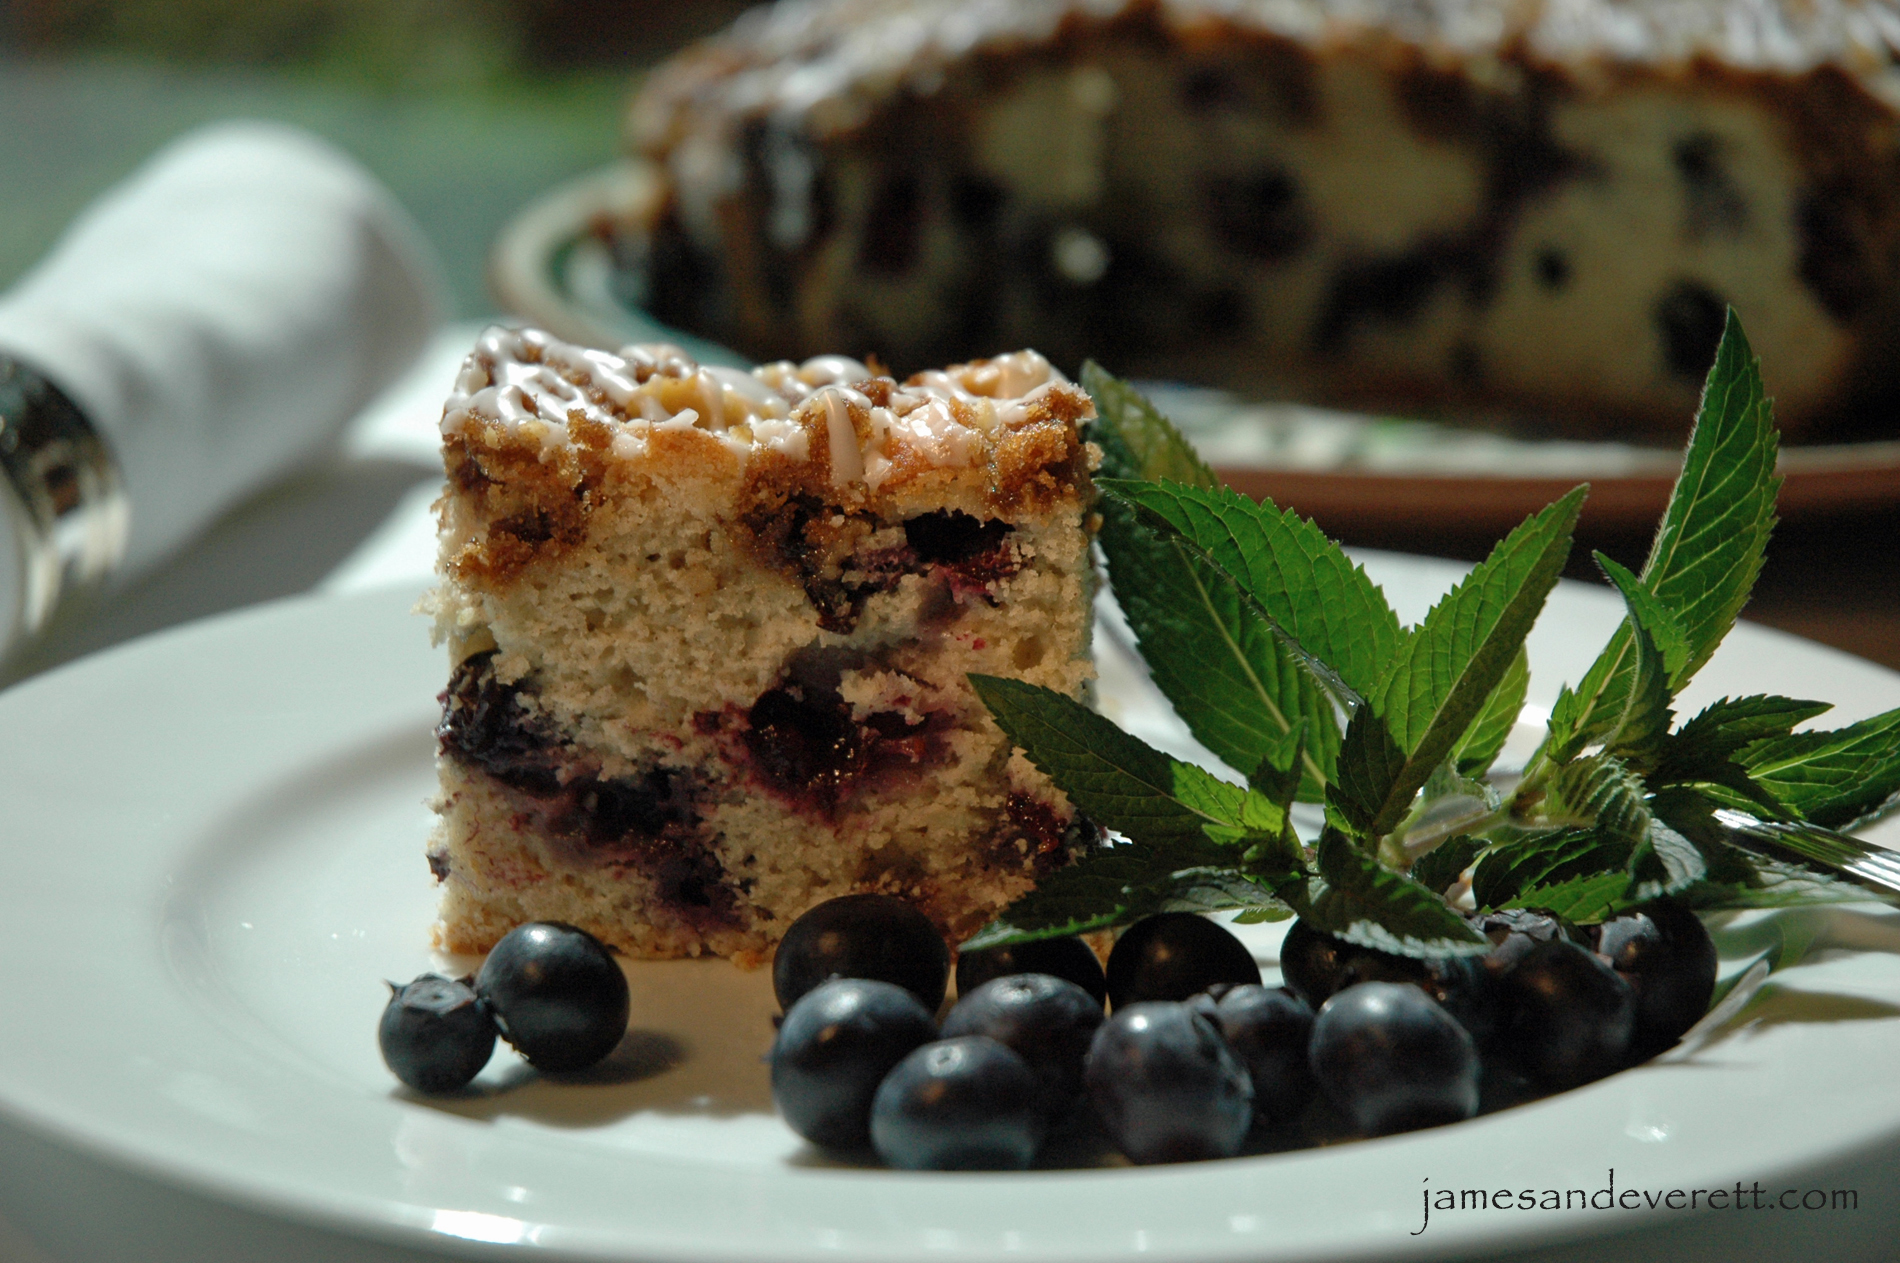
[442,326,1085,493]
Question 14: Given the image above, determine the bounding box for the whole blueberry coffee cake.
[424,327,1099,963]
[629,0,1900,437]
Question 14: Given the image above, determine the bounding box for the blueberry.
[1309,982,1480,1136]
[955,935,1107,1009]
[1276,919,1427,1007]
[1205,985,1316,1127]
[772,894,950,1012]
[1594,901,1716,1056]
[1084,1002,1253,1164]
[1279,920,1508,1045]
[1495,938,1635,1089]
[1105,914,1261,1009]
[941,973,1104,1104]
[870,1036,1045,1170]
[474,922,629,1074]
[378,974,496,1094]
[770,977,939,1150]
[1471,908,1588,971]
[1417,953,1508,1047]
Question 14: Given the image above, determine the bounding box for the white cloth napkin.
[0,119,443,651]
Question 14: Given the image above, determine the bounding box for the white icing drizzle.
[821,388,866,486]
[440,326,1067,486]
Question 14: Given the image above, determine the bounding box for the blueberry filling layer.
[903,510,1022,596]
[1004,795,1099,875]
[691,650,954,817]
[736,683,951,816]
[438,649,564,794]
[743,496,1020,632]
[437,651,739,927]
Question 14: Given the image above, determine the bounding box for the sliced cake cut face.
[425,327,1099,965]
[629,0,1900,438]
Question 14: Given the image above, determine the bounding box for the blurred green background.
[0,0,754,315]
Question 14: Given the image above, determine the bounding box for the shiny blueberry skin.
[1105,914,1261,1010]
[1309,982,1480,1136]
[1594,901,1716,1057]
[1496,938,1635,1089]
[1276,919,1431,1007]
[1205,985,1316,1127]
[1084,1002,1253,1164]
[474,922,630,1074]
[870,1036,1045,1170]
[770,978,939,1150]
[378,974,497,1094]
[955,936,1108,1009]
[772,894,951,1012]
[941,973,1104,1104]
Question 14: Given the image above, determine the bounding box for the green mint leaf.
[961,849,1168,947]
[1596,553,1692,681]
[1287,830,1489,958]
[1542,313,1779,764]
[1588,555,1678,768]
[1514,870,1632,923]
[962,837,1275,949]
[1658,695,1832,778]
[1088,389,1344,801]
[1543,559,1682,766]
[1101,478,1404,701]
[1173,537,1346,798]
[970,675,1293,848]
[1146,868,1295,919]
[1411,833,1484,895]
[1453,646,1528,778]
[1542,753,1653,846]
[1471,828,1633,911]
[1083,361,1218,488]
[1651,787,1900,901]
[1626,818,1709,903]
[1086,364,1343,796]
[1738,706,1900,829]
[1349,487,1585,838]
[1249,717,1308,810]
[1650,695,1830,815]
[1678,856,1867,912]
[1107,526,1343,799]
[1640,309,1781,685]
[1233,905,1297,924]
[1328,703,1406,840]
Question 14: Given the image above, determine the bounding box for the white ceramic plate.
[3,564,1900,1263]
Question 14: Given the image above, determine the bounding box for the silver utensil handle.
[0,357,127,651]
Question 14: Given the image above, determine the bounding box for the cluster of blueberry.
[378,922,632,1092]
[377,896,1717,1168]
[769,895,1719,1167]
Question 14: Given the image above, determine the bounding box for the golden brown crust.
[441,427,599,586]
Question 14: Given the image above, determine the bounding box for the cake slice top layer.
[441,326,1094,516]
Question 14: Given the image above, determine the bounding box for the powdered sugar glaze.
[441,326,1071,490]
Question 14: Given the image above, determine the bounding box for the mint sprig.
[967,313,1900,957]
[1088,369,1346,800]
[1102,479,1404,702]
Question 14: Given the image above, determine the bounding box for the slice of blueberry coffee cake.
[423,327,1099,964]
